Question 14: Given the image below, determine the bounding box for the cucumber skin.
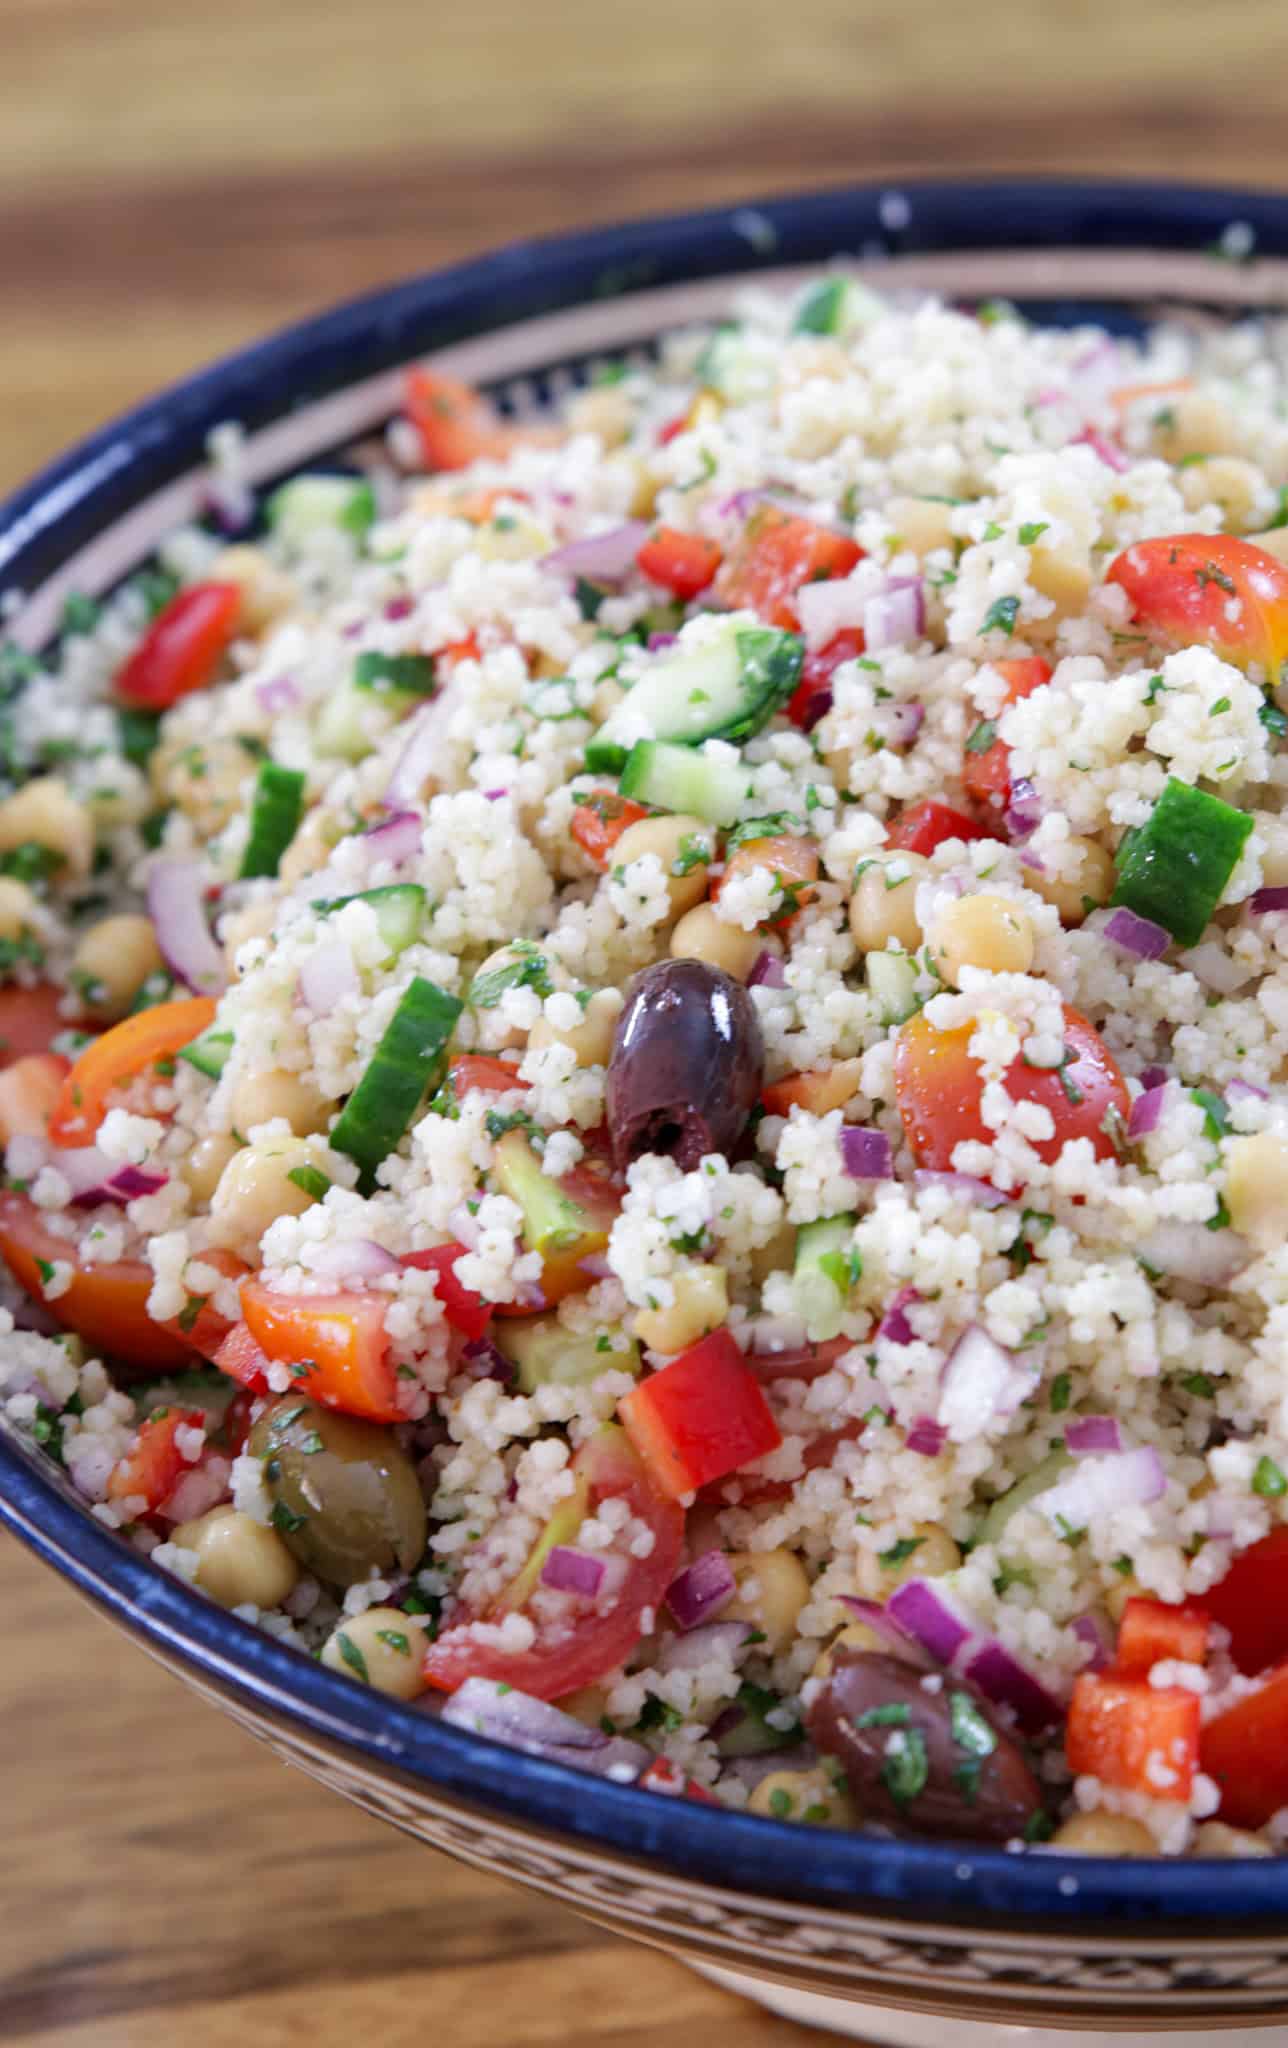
[618,740,749,826]
[177,1027,234,1080]
[329,977,462,1194]
[1110,776,1252,948]
[595,624,804,758]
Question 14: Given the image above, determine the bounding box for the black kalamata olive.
[606,958,764,1172]
[805,1650,1043,1844]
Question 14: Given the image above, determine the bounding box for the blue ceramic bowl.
[5,180,1288,2046]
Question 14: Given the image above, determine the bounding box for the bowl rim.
[6,174,1288,1925]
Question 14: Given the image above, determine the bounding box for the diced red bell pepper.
[701,1414,865,1507]
[961,657,1052,819]
[213,1321,272,1395]
[885,798,999,856]
[1065,1670,1200,1802]
[446,1054,529,1099]
[716,506,863,630]
[1201,1528,1288,1676]
[637,1757,719,1803]
[107,1407,207,1513]
[570,791,653,869]
[240,1278,400,1424]
[1201,1663,1288,1828]
[785,628,865,728]
[402,1242,492,1341]
[618,1329,782,1499]
[636,527,723,601]
[761,1058,863,1119]
[113,583,241,710]
[1116,1596,1211,1675]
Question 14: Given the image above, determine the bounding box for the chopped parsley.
[878,1536,925,1570]
[287,1165,332,1201]
[335,1632,370,1682]
[469,942,553,1010]
[1017,521,1049,547]
[1190,1087,1229,1142]
[270,1499,308,1535]
[670,833,713,877]
[880,1726,930,1809]
[1049,1373,1072,1413]
[856,1702,911,1729]
[964,719,997,755]
[1181,1371,1215,1399]
[376,1630,411,1656]
[1253,1455,1288,1499]
[950,1690,997,1759]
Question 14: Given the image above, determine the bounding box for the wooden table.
[4,2,1288,2037]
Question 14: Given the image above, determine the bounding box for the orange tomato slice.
[48,996,217,1148]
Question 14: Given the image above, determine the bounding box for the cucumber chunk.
[329,977,462,1193]
[177,1025,234,1079]
[715,1680,803,1757]
[792,277,884,338]
[240,763,306,879]
[866,949,920,1025]
[1111,777,1252,948]
[267,473,376,546]
[312,883,427,960]
[494,1313,641,1392]
[618,740,751,826]
[791,1213,860,1341]
[594,621,803,760]
[974,1448,1073,1550]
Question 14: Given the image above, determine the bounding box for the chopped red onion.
[1076,427,1129,474]
[1250,885,1288,915]
[1039,1444,1167,1531]
[1139,1065,1168,1091]
[887,701,925,746]
[204,476,255,536]
[255,675,302,714]
[311,1238,400,1282]
[906,1414,947,1457]
[963,1640,1062,1732]
[577,1251,612,1281]
[657,1620,751,1672]
[647,631,679,652]
[385,694,452,809]
[540,1546,607,1598]
[748,950,787,989]
[719,488,768,519]
[459,1337,516,1385]
[1064,1415,1123,1456]
[718,1745,818,1792]
[938,1325,1038,1438]
[446,1203,483,1250]
[13,1297,61,1336]
[103,1164,167,1201]
[296,938,360,1013]
[665,1549,736,1630]
[385,595,415,621]
[1135,1221,1246,1286]
[863,578,925,651]
[542,520,649,584]
[1019,850,1046,875]
[159,1455,231,1525]
[836,1594,937,1669]
[362,809,422,867]
[147,860,227,998]
[795,575,866,650]
[61,1148,168,1208]
[887,1577,977,1667]
[1003,777,1042,840]
[914,1170,1008,1210]
[1180,940,1246,997]
[1072,1611,1113,1672]
[1104,906,1169,961]
[483,788,507,801]
[840,1126,893,1181]
[878,1287,921,1346]
[439,1677,650,1777]
[1227,1076,1270,1103]
[1127,1084,1167,1139]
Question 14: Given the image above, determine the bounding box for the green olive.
[249,1397,427,1588]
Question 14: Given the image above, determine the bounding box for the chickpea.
[1027,543,1092,622]
[1050,1811,1157,1856]
[1253,809,1288,887]
[884,496,955,559]
[554,1685,612,1728]
[811,1618,883,1681]
[209,1134,329,1252]
[151,734,257,837]
[748,1764,858,1828]
[220,897,277,971]
[1026,836,1115,926]
[590,676,628,726]
[278,807,344,888]
[470,941,561,1050]
[183,1132,241,1204]
[1192,1821,1273,1858]
[853,1524,962,1601]
[0,877,37,942]
[1180,455,1262,527]
[320,1606,430,1701]
[928,892,1035,984]
[612,814,715,919]
[171,1505,299,1611]
[1249,527,1288,570]
[474,512,552,564]
[566,384,635,449]
[633,1265,728,1355]
[670,902,764,980]
[1152,391,1240,463]
[212,543,297,633]
[1104,1570,1145,1623]
[0,776,93,878]
[723,1549,811,1656]
[71,914,165,1022]
[1224,1132,1288,1251]
[848,852,928,954]
[528,988,622,1067]
[230,1067,330,1138]
[748,1219,798,1290]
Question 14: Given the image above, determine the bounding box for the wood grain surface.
[4,3,1288,2039]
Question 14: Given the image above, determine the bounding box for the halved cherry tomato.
[636,527,723,601]
[1066,1670,1199,1801]
[1106,534,1288,677]
[0,1052,69,1143]
[894,1003,1129,1182]
[0,983,76,1069]
[405,369,551,472]
[48,996,217,1148]
[114,582,241,710]
[0,1190,199,1377]
[107,1407,207,1511]
[885,799,999,856]
[446,1054,529,1099]
[1201,1663,1288,1827]
[423,1424,683,1701]
[240,1278,400,1424]
[160,1248,250,1362]
[213,1320,271,1395]
[761,1058,863,1119]
[716,834,819,928]
[1201,1527,1288,1676]
[961,657,1053,818]
[570,791,652,869]
[716,506,863,630]
[402,1243,492,1341]
[785,628,865,729]
[619,1329,782,1500]
[1116,1596,1211,1675]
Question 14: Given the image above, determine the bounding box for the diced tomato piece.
[636,527,723,601]
[619,1329,782,1500]
[716,506,863,630]
[439,632,482,668]
[716,834,819,928]
[761,1058,863,1119]
[402,1243,492,1341]
[570,791,652,869]
[637,1757,719,1803]
[894,1003,1129,1183]
[217,1387,259,1458]
[159,1248,250,1362]
[0,983,73,1069]
[1201,1527,1288,1675]
[0,1190,199,1378]
[48,996,217,1148]
[0,1052,69,1143]
[107,1407,207,1512]
[240,1278,400,1424]
[213,1321,272,1395]
[1201,1663,1288,1828]
[424,1424,683,1700]
[656,411,689,446]
[885,798,999,856]
[701,1414,864,1506]
[1116,1596,1211,1675]
[1106,534,1288,677]
[1066,1670,1200,1802]
[404,368,550,472]
[446,1054,529,1099]
[113,582,241,710]
[961,657,1053,818]
[785,628,865,728]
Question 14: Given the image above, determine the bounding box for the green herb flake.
[376,1629,411,1656]
[880,1726,930,1809]
[981,596,1020,637]
[287,1165,332,1202]
[879,1535,925,1570]
[1191,1087,1229,1142]
[34,1257,56,1288]
[1018,521,1049,547]
[1181,1371,1215,1398]
[1049,1372,1072,1413]
[335,1631,370,1682]
[856,1702,912,1729]
[949,1690,997,1759]
[271,1500,308,1535]
[768,1787,794,1818]
[964,719,998,755]
[1253,1455,1288,1498]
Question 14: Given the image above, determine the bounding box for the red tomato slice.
[894,1003,1129,1182]
[761,1058,863,1119]
[404,369,554,472]
[636,527,723,601]
[0,1190,200,1378]
[1066,1670,1199,1801]
[0,983,73,1069]
[423,1425,684,1701]
[961,657,1053,818]
[402,1243,492,1341]
[570,792,653,869]
[1106,534,1288,677]
[446,1054,529,1099]
[49,996,217,1148]
[1201,1527,1288,1675]
[716,507,863,630]
[1116,1596,1211,1675]
[113,583,241,710]
[212,1321,272,1395]
[1201,1663,1288,1827]
[885,799,999,856]
[107,1407,208,1511]
[785,628,866,728]
[240,1279,400,1423]
[619,1329,782,1499]
[160,1248,250,1362]
[715,835,819,928]
[217,1387,259,1458]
